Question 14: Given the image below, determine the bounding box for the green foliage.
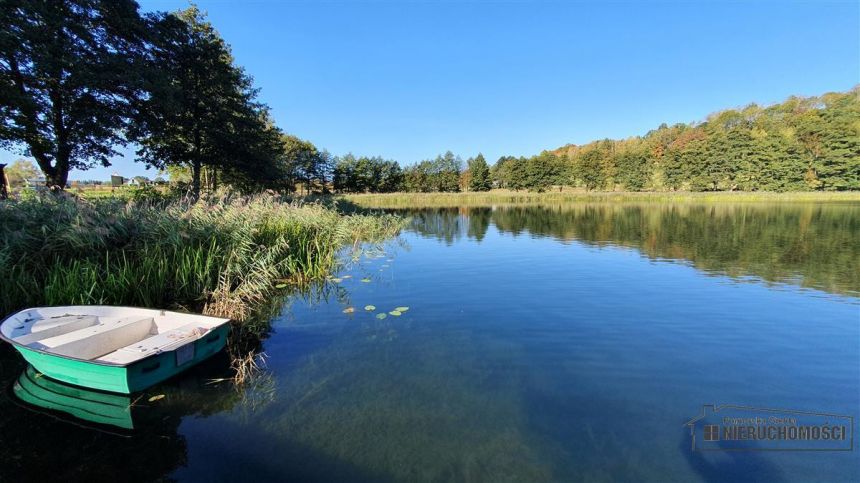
[0,0,149,187]
[333,154,403,193]
[546,88,860,192]
[402,151,463,192]
[577,149,605,191]
[281,135,337,194]
[4,158,41,187]
[130,7,285,198]
[467,154,492,191]
[494,156,522,190]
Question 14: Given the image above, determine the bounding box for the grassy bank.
[342,190,860,208]
[0,193,403,337]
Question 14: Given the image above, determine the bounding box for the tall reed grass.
[0,193,403,334]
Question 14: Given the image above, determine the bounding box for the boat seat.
[13,315,100,345]
[97,323,210,365]
[34,316,156,361]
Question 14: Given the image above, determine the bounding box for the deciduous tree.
[0,0,149,188]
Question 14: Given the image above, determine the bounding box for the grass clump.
[0,193,403,330]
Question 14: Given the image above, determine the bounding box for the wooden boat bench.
[12,315,100,345]
[31,316,156,360]
[96,323,211,364]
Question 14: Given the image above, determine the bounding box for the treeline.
[331,89,859,194]
[509,88,858,192]
[4,2,856,196]
[331,151,492,193]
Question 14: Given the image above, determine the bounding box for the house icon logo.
[685,404,853,452]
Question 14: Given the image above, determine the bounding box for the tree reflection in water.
[405,203,859,296]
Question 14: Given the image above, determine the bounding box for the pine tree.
[468,153,492,191]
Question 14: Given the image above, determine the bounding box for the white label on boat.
[176,343,195,366]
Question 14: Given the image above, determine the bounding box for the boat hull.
[14,324,229,394]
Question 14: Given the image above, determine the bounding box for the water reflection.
[1,205,857,482]
[406,204,860,296]
[0,350,241,482]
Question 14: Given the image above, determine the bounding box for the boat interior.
[1,306,230,366]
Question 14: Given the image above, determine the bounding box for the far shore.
[340,190,860,208]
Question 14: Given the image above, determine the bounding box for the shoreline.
[340,190,860,208]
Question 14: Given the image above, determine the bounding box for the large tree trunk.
[0,164,8,200]
[7,53,66,190]
[45,153,69,190]
[31,151,69,191]
[45,168,68,190]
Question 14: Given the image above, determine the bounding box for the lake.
[1,203,858,482]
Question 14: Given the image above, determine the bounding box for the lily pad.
[148,394,165,402]
[364,305,376,311]
[342,307,355,314]
[332,278,343,283]
[376,313,387,320]
[394,306,409,312]
[388,310,402,316]
[361,277,371,283]
[341,275,352,279]
[275,283,287,289]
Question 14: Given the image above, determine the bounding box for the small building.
[24,177,47,190]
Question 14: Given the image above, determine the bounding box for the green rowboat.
[1,306,231,394]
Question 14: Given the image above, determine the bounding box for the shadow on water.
[677,430,786,483]
[403,203,860,296]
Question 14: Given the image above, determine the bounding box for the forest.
[336,89,858,193]
[2,2,857,196]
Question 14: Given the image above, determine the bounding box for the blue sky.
[4,0,858,180]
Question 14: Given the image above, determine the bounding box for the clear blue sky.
[4,0,858,180]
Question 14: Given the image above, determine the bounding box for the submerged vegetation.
[0,193,402,336]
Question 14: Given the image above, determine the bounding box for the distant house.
[23,177,47,190]
[127,176,150,186]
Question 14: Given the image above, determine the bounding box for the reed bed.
[0,192,403,331]
[342,190,860,208]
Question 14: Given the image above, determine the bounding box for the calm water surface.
[1,203,858,482]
